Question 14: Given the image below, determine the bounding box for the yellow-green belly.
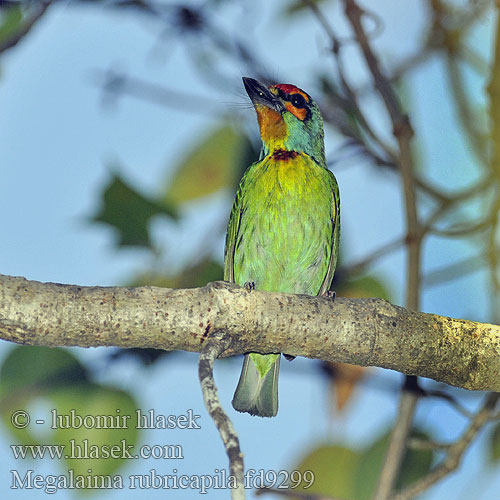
[233,153,334,295]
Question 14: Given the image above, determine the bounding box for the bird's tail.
[232,353,280,417]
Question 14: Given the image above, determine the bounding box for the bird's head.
[243,76,326,166]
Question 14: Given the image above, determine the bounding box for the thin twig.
[420,174,491,205]
[419,175,493,244]
[430,0,490,168]
[95,70,217,114]
[486,5,500,296]
[423,246,500,287]
[343,0,421,305]
[424,390,475,419]
[374,384,419,500]
[356,0,490,97]
[341,236,405,277]
[198,331,245,500]
[341,2,422,499]
[391,392,500,500]
[356,47,434,98]
[444,50,490,167]
[487,195,500,292]
[302,0,397,163]
[428,215,494,238]
[407,437,451,452]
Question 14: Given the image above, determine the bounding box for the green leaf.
[355,429,434,500]
[0,7,23,43]
[0,345,88,396]
[292,431,433,500]
[284,0,330,16]
[0,346,140,484]
[320,75,365,142]
[91,171,177,248]
[489,421,500,463]
[293,444,360,498]
[52,385,139,478]
[164,124,252,205]
[338,274,392,302]
[130,259,223,288]
[398,436,434,489]
[0,346,89,445]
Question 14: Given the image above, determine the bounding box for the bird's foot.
[284,354,296,362]
[244,281,256,291]
[323,290,336,301]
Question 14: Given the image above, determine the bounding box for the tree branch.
[342,0,420,307]
[198,331,245,500]
[1,274,499,392]
[341,2,422,497]
[391,392,500,500]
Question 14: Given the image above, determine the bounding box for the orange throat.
[255,105,287,146]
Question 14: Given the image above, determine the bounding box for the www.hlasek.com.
[11,469,315,494]
[11,440,185,460]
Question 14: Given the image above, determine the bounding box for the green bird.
[224,77,340,417]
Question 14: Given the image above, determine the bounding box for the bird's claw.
[323,290,336,301]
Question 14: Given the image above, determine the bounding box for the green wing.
[224,176,246,283]
[318,169,341,295]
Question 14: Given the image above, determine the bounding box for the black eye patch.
[290,93,306,108]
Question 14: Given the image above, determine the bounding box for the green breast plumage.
[224,152,339,296]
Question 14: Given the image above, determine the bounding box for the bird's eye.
[290,94,306,108]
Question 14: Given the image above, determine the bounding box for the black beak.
[242,77,285,113]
